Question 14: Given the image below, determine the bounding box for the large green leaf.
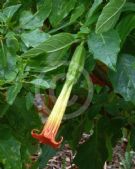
[96,0,126,34]
[84,54,96,72]
[30,78,55,89]
[70,4,85,23]
[117,14,135,46]
[49,0,76,27]
[3,0,21,8]
[123,2,135,12]
[85,0,103,26]
[39,145,57,169]
[0,41,18,81]
[74,116,124,169]
[27,46,68,72]
[0,103,9,118]
[19,0,52,30]
[74,119,108,169]
[25,92,34,111]
[6,82,22,105]
[0,11,6,22]
[4,53,18,81]
[2,4,21,22]
[21,29,49,48]
[22,33,74,58]
[5,97,41,168]
[109,54,135,104]
[0,125,22,169]
[6,35,19,53]
[88,30,120,70]
[6,96,41,142]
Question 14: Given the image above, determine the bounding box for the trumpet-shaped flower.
[32,43,85,148]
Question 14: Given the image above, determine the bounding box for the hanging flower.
[31,42,85,148]
[32,84,72,148]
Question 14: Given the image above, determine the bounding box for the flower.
[31,43,85,148]
[31,84,72,148]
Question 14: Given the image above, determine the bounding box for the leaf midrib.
[96,0,126,33]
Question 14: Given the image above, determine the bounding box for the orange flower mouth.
[31,129,63,148]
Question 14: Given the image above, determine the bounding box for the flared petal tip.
[31,129,63,149]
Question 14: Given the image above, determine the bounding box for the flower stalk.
[31,42,85,148]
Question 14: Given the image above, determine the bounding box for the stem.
[48,22,74,34]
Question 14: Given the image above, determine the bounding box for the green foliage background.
[0,0,135,168]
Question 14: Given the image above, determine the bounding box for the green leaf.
[27,47,68,72]
[116,14,135,46]
[96,0,126,34]
[6,36,19,53]
[19,0,52,30]
[3,0,20,8]
[49,0,77,27]
[0,99,10,117]
[30,78,55,89]
[79,25,90,35]
[25,92,34,110]
[0,34,18,80]
[74,120,108,169]
[19,11,33,28]
[84,54,96,72]
[5,96,41,167]
[39,145,57,169]
[0,40,7,68]
[85,0,103,26]
[123,2,135,12]
[0,69,4,80]
[4,54,18,81]
[2,4,21,22]
[0,44,18,81]
[109,54,135,104]
[22,33,74,58]
[70,118,86,150]
[6,96,41,143]
[70,4,85,23]
[74,116,124,169]
[0,125,22,169]
[130,127,135,151]
[6,82,22,105]
[0,11,6,22]
[88,30,120,70]
[21,29,50,47]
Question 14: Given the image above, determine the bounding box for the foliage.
[0,0,135,168]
